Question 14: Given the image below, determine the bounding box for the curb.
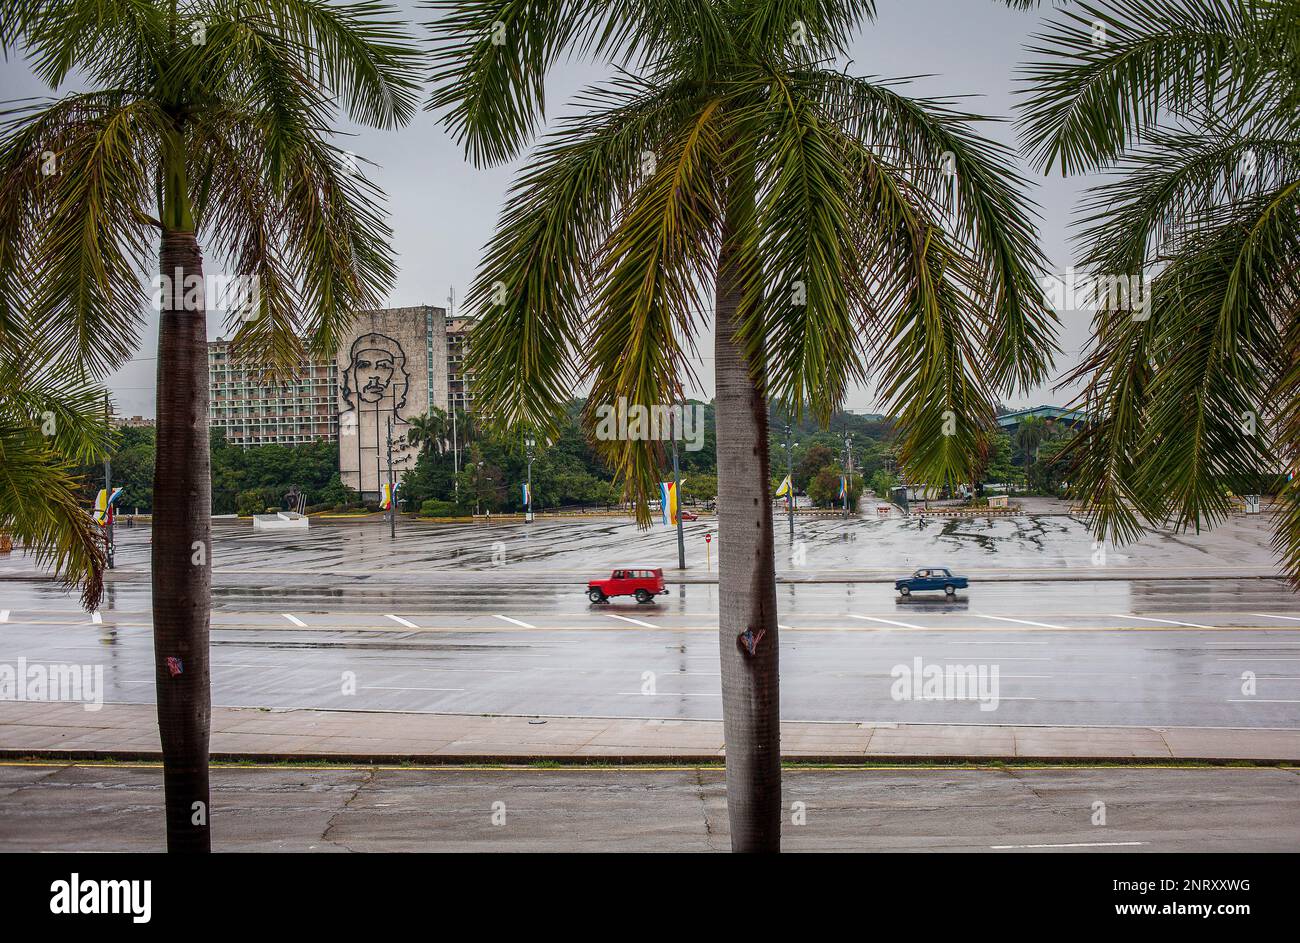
[2,749,1294,767]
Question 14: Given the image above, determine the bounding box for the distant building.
[207,339,338,447]
[111,414,155,429]
[446,315,476,416]
[336,305,448,499]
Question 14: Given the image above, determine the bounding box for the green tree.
[1015,415,1050,489]
[0,0,420,852]
[428,0,1055,851]
[0,361,111,608]
[795,444,834,491]
[1018,0,1300,567]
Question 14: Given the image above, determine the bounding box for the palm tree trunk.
[713,197,781,853]
[152,228,212,853]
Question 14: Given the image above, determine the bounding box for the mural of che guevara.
[340,332,417,496]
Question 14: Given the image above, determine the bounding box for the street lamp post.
[672,407,685,569]
[784,422,795,541]
[525,435,535,523]
[386,416,396,539]
[103,393,114,569]
[842,431,853,518]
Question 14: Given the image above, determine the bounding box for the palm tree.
[1016,414,1050,488]
[0,0,420,852]
[408,407,451,456]
[1017,0,1300,568]
[427,0,1057,850]
[0,357,112,609]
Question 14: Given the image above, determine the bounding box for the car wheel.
[588,589,606,604]
[945,584,956,596]
[634,589,652,604]
[899,586,910,596]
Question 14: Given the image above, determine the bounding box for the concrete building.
[447,315,476,416]
[337,305,448,499]
[207,339,338,447]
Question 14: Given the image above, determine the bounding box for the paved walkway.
[1,702,1296,762]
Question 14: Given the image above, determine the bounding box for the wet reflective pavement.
[2,518,1299,729]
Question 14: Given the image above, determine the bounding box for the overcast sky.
[2,0,1100,418]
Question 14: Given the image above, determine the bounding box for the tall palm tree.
[0,0,420,852]
[427,0,1057,850]
[408,407,451,456]
[1016,413,1050,486]
[1017,0,1300,569]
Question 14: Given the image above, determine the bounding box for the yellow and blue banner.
[381,481,400,511]
[660,481,678,526]
[775,474,792,498]
[521,482,531,507]
[92,487,123,526]
[838,476,847,500]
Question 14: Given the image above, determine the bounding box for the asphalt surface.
[3,520,1300,728]
[1,763,1295,852]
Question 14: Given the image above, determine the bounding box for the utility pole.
[842,431,853,518]
[103,393,114,569]
[525,434,535,523]
[386,416,396,539]
[448,286,460,501]
[672,406,685,569]
[784,422,795,541]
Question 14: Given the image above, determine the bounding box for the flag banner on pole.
[93,487,123,526]
[775,474,792,498]
[521,482,530,507]
[838,476,847,499]
[381,481,400,511]
[660,481,677,527]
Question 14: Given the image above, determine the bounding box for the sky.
[1,0,1102,418]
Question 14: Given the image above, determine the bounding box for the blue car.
[895,567,968,597]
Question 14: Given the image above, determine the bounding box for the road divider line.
[0,610,7,623]
[1227,698,1300,703]
[90,612,102,625]
[492,614,536,629]
[606,614,656,628]
[1248,612,1300,623]
[1108,613,1212,628]
[990,841,1147,850]
[848,614,924,629]
[973,614,1066,630]
[384,614,419,629]
[282,614,307,627]
[366,686,464,692]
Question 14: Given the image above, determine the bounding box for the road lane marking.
[606,614,656,628]
[90,612,102,625]
[618,691,721,697]
[0,610,7,623]
[366,686,464,692]
[1227,698,1300,703]
[973,615,1066,630]
[990,841,1147,850]
[848,614,924,629]
[282,614,307,627]
[384,614,419,629]
[492,614,535,628]
[1108,613,1212,628]
[1249,613,1300,623]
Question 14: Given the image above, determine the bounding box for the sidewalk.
[1,701,1296,763]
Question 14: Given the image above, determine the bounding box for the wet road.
[4,576,1300,728]
[3,520,1300,728]
[2,763,1297,852]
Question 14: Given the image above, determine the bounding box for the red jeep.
[587,568,668,604]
